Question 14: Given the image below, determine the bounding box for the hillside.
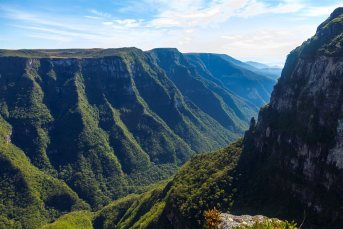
[147,48,258,132]
[0,116,90,228]
[65,7,343,229]
[245,61,270,69]
[185,53,275,107]
[217,55,282,80]
[0,47,260,227]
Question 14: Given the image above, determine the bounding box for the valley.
[1,5,343,229]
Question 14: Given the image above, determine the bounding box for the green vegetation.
[41,211,93,229]
[0,48,141,59]
[93,186,171,229]
[0,46,257,228]
[204,207,221,229]
[92,139,244,229]
[303,7,343,58]
[4,8,343,228]
[90,137,306,228]
[0,115,89,229]
[184,52,275,108]
[166,139,243,228]
[33,7,343,229]
[232,220,297,229]
[148,48,258,133]
[282,7,343,77]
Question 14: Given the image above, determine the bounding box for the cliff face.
[242,8,343,226]
[248,57,343,225]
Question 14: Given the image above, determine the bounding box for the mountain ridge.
[0,47,266,228]
[185,53,275,107]
[63,7,343,229]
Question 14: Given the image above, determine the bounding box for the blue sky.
[1,0,342,66]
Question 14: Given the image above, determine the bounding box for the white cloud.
[287,17,306,21]
[218,26,316,57]
[112,25,124,29]
[90,9,111,18]
[141,0,203,13]
[16,25,104,40]
[149,0,250,28]
[237,0,304,18]
[178,36,192,45]
[152,18,200,27]
[115,19,141,27]
[220,35,243,40]
[184,29,195,33]
[26,33,72,42]
[148,0,307,28]
[304,4,343,17]
[1,6,91,32]
[173,7,221,19]
[84,16,103,20]
[168,29,197,36]
[2,0,341,60]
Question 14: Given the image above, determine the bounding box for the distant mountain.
[208,55,282,81]
[147,48,258,132]
[185,53,275,107]
[245,61,271,69]
[244,61,282,80]
[0,47,259,227]
[214,54,260,71]
[257,67,282,80]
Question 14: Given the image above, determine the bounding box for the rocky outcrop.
[218,214,282,229]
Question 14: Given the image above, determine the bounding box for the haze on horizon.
[0,0,342,67]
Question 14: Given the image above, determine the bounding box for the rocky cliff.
[90,8,343,229]
[241,7,343,227]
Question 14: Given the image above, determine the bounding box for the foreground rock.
[218,213,281,229]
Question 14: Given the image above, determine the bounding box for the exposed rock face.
[218,214,281,229]
[4,130,11,144]
[244,8,343,226]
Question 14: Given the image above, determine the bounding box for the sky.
[1,0,343,67]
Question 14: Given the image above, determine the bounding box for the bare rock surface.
[218,213,281,229]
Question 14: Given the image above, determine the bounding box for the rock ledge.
[218,213,281,229]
